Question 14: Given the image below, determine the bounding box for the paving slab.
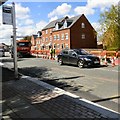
[2,76,120,119]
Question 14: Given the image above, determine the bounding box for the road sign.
[2,5,13,25]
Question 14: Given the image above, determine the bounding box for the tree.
[22,36,32,42]
[99,4,120,50]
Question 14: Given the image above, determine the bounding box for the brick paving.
[2,78,113,119]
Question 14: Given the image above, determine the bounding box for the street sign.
[2,5,13,25]
[2,3,18,79]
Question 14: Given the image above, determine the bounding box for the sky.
[0,0,119,45]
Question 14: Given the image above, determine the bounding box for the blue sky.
[0,0,119,45]
[21,2,99,23]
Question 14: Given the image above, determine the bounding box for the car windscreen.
[75,49,89,55]
[17,42,30,47]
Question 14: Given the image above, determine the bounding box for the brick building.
[31,14,97,51]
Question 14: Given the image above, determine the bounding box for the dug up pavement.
[0,65,120,119]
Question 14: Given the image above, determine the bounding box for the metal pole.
[12,2,18,78]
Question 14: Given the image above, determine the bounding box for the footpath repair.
[1,66,120,119]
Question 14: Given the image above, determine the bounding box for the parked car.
[0,49,5,57]
[57,49,100,68]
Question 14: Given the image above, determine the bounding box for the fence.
[30,49,120,66]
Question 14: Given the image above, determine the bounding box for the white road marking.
[95,67,119,73]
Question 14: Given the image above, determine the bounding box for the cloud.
[36,20,48,31]
[0,3,36,45]
[16,3,30,20]
[0,25,13,45]
[49,16,58,22]
[74,6,95,16]
[87,0,119,9]
[87,0,119,12]
[91,22,101,31]
[74,0,119,16]
[48,3,71,18]
[17,26,35,36]
[24,19,34,25]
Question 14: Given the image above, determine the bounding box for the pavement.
[0,64,120,119]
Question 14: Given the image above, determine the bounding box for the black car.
[57,49,100,68]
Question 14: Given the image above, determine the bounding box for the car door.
[68,50,78,65]
[62,50,69,64]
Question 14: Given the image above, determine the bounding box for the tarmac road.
[1,55,120,112]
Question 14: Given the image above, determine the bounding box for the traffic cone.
[111,56,115,67]
[104,55,107,66]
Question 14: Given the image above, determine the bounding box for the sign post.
[12,2,18,79]
[2,2,18,78]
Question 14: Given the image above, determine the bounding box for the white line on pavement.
[95,68,119,73]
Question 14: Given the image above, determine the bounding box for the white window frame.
[81,23,85,28]
[42,37,45,42]
[55,23,59,30]
[45,37,48,41]
[50,36,52,41]
[81,34,85,39]
[65,33,68,40]
[65,44,69,49]
[57,34,60,40]
[50,29,52,33]
[46,30,48,34]
[61,34,64,40]
[64,20,67,28]
[57,44,60,49]
[54,35,56,40]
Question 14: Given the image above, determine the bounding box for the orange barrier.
[31,49,119,66]
[111,56,115,67]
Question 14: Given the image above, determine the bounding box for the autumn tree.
[99,4,120,50]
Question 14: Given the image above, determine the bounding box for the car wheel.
[78,60,84,68]
[58,58,63,65]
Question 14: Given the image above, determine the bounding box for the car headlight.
[84,58,92,61]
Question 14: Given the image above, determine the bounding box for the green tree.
[22,36,32,42]
[99,5,120,50]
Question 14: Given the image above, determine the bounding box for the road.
[1,54,120,112]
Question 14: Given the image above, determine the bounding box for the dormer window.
[81,23,85,28]
[55,23,59,30]
[50,29,52,33]
[45,30,48,34]
[64,20,67,28]
[37,31,42,37]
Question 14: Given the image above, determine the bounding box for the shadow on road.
[18,66,85,91]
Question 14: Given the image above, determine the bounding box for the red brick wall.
[42,28,71,50]
[70,14,97,49]
[52,29,70,49]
